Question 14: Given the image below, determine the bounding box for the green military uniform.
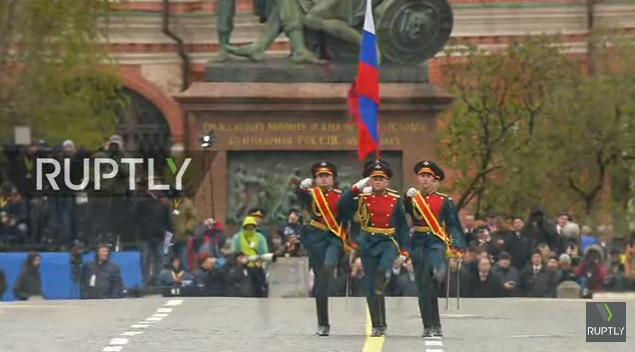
[339,159,409,337]
[297,161,344,336]
[404,160,466,337]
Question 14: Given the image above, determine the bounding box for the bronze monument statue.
[215,0,453,66]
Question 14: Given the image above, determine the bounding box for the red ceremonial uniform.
[353,187,398,229]
[305,188,341,228]
[409,193,444,227]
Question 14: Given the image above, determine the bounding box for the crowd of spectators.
[1,139,634,301]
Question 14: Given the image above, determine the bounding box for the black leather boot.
[315,325,330,336]
[377,295,386,335]
[431,325,443,337]
[367,297,382,337]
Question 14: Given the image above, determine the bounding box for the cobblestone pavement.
[1,297,632,352]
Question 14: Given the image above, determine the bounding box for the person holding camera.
[276,209,305,257]
[230,216,269,297]
[339,159,410,337]
[296,161,344,336]
[224,252,255,297]
[191,254,225,297]
[192,218,226,271]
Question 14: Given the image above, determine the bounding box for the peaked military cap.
[311,161,337,178]
[413,160,444,181]
[363,159,392,179]
[248,207,265,217]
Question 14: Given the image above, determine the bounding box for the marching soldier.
[297,161,345,336]
[404,160,466,337]
[339,159,409,337]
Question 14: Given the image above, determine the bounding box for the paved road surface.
[1,296,632,352]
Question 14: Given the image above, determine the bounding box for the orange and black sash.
[411,192,450,246]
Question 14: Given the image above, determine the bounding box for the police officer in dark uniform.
[404,160,466,337]
[339,159,409,337]
[296,161,344,336]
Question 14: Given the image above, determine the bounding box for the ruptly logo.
[35,157,191,192]
[586,302,626,342]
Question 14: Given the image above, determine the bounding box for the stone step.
[104,3,635,45]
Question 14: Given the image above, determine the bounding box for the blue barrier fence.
[0,251,143,301]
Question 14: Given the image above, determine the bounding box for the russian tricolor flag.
[348,0,379,160]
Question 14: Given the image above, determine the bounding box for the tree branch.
[0,0,19,71]
[456,165,502,210]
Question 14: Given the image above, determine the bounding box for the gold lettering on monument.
[296,135,340,146]
[202,121,423,147]
[228,136,293,146]
[266,122,307,132]
[345,136,401,146]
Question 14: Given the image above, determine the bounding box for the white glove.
[362,186,372,194]
[354,177,370,190]
[406,187,418,198]
[300,178,313,190]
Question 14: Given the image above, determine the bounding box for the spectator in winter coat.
[134,187,173,287]
[276,209,305,257]
[491,252,519,297]
[230,216,269,297]
[465,257,503,298]
[169,189,199,272]
[160,256,193,287]
[521,208,558,253]
[557,254,578,283]
[192,254,225,297]
[576,245,607,293]
[579,226,600,253]
[193,219,226,263]
[223,253,254,297]
[81,245,124,299]
[1,184,27,243]
[160,256,193,296]
[519,250,559,297]
[13,252,43,300]
[504,217,531,271]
